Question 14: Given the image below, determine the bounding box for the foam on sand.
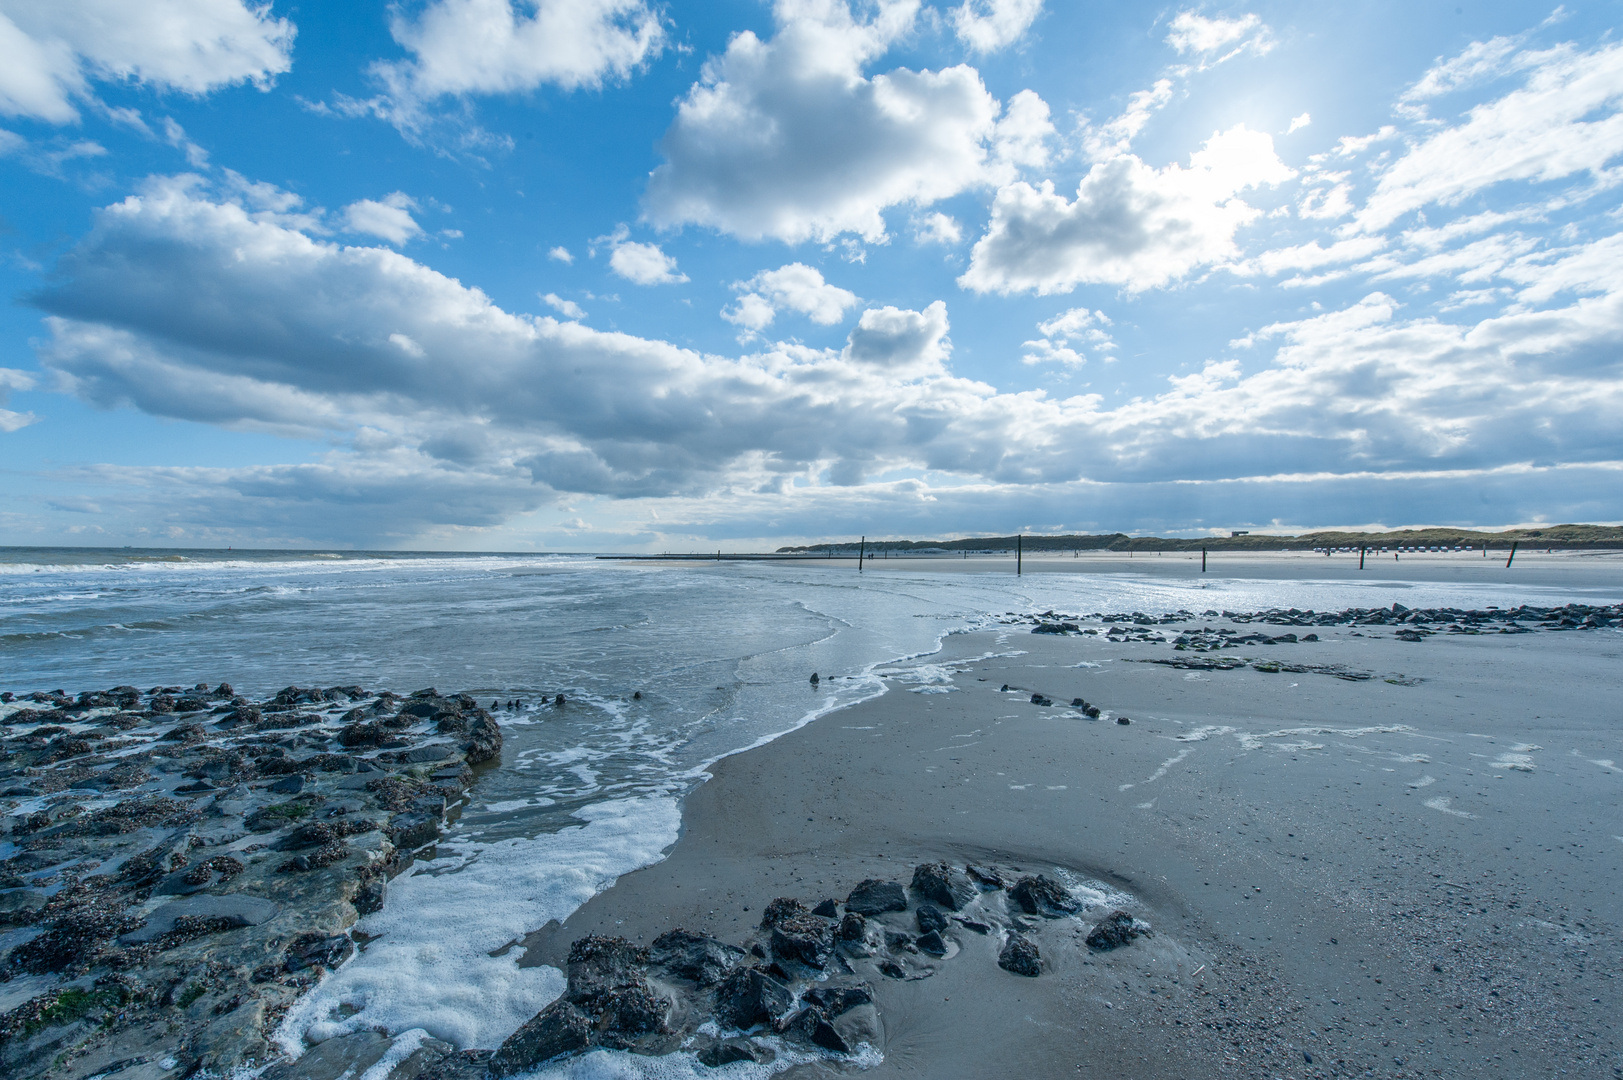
[1423,796,1477,819]
[276,797,681,1054]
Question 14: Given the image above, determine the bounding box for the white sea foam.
[1424,796,1477,819]
[276,797,681,1055]
[1142,747,1196,784]
[1235,724,1415,751]
[1173,725,1235,742]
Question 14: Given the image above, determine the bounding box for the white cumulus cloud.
[950,0,1044,53]
[30,173,1623,541]
[961,124,1295,294]
[344,193,423,246]
[841,301,951,378]
[603,229,687,285]
[542,293,585,320]
[642,0,1018,243]
[369,0,663,131]
[0,0,294,124]
[1164,11,1263,56]
[914,212,963,245]
[1022,307,1112,367]
[723,263,860,332]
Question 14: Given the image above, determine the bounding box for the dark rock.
[770,913,833,968]
[595,984,667,1046]
[418,1049,493,1080]
[1085,909,1149,950]
[1115,716,1131,724]
[965,864,1009,890]
[802,984,873,1017]
[809,673,819,684]
[284,932,355,972]
[696,1038,770,1067]
[998,935,1041,977]
[916,930,947,956]
[838,912,867,941]
[883,930,914,952]
[388,811,440,850]
[121,894,280,943]
[395,744,456,764]
[490,999,593,1075]
[844,879,906,915]
[565,935,648,1006]
[281,821,337,850]
[952,916,991,934]
[759,896,810,928]
[915,903,948,933]
[911,862,975,910]
[0,889,47,917]
[262,1030,390,1080]
[1009,874,1080,917]
[877,960,906,979]
[647,929,745,987]
[1033,622,1080,634]
[268,774,306,794]
[354,877,386,915]
[811,898,839,918]
[337,722,389,748]
[458,713,502,765]
[781,1006,850,1052]
[1029,694,1053,706]
[715,968,793,1029]
[154,863,215,896]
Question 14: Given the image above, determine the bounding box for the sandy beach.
[525,604,1623,1078]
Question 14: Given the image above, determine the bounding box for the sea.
[4,547,1619,1075]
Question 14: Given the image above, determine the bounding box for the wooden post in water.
[1359,546,1366,570]
[1202,547,1207,572]
[1017,534,1022,575]
[1506,541,1518,568]
[859,536,865,573]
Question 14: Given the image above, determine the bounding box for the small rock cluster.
[0,683,502,1080]
[1016,602,1621,645]
[445,860,1149,1076]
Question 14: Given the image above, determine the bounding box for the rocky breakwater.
[0,683,501,1080]
[433,859,1150,1077]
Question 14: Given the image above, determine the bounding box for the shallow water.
[4,548,1617,1052]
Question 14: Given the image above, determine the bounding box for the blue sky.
[2,0,1621,550]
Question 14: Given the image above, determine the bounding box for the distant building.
[1230,530,1250,537]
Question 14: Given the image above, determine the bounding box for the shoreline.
[518,608,1623,1078]
[5,598,1621,1079]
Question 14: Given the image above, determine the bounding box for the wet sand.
[525,614,1623,1078]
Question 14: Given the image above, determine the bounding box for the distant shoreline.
[775,522,1623,554]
